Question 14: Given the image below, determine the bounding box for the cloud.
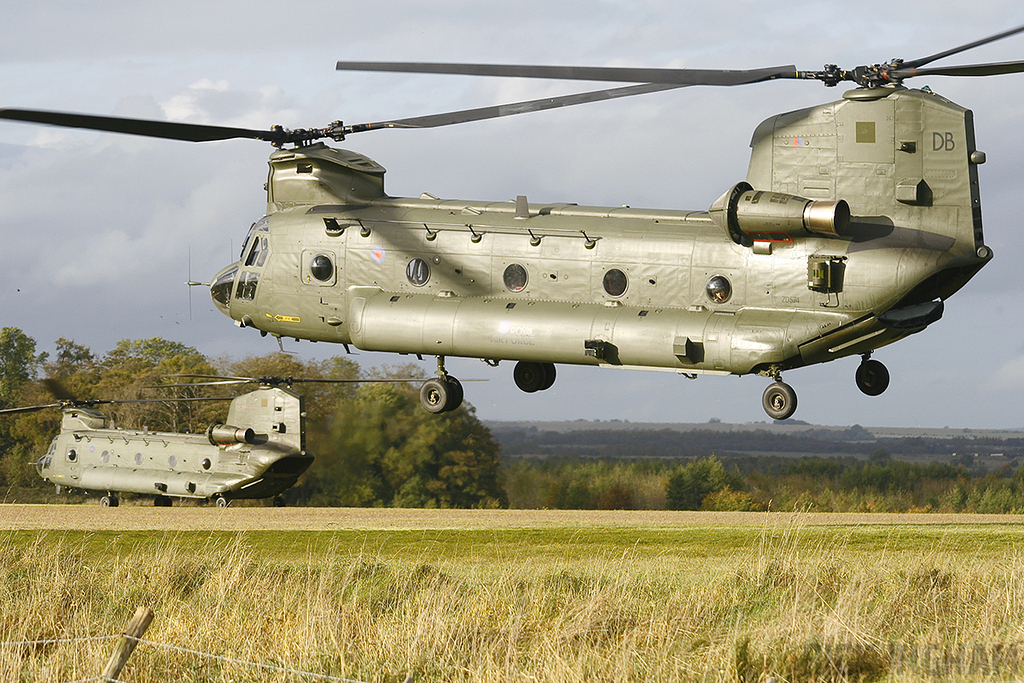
[989,355,1024,392]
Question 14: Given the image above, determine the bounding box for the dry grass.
[3,507,1024,682]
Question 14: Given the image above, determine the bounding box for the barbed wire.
[1,633,378,683]
[128,635,372,682]
[1,635,120,647]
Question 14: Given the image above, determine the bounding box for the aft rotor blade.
[890,59,1024,79]
[336,61,797,87]
[0,108,293,144]
[346,82,687,132]
[902,24,1024,69]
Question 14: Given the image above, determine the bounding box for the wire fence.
[1,632,378,683]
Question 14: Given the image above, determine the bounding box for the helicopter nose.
[210,264,239,318]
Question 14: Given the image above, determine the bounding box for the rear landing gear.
[419,356,464,413]
[513,361,556,393]
[856,356,890,396]
[154,495,172,507]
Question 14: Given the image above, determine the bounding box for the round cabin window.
[406,258,430,286]
[310,254,334,282]
[705,275,732,304]
[503,263,528,292]
[603,268,628,297]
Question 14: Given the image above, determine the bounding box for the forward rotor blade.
[902,24,1024,70]
[336,61,797,87]
[0,108,291,144]
[159,376,427,387]
[347,83,688,132]
[890,59,1024,79]
[0,403,62,415]
[0,395,230,415]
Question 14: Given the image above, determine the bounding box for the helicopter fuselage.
[209,87,991,417]
[35,387,313,506]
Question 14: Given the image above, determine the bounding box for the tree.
[301,374,506,508]
[0,328,47,486]
[96,338,221,432]
[665,456,744,510]
[226,352,360,424]
[0,327,44,409]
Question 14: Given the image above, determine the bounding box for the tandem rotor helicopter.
[0,377,342,507]
[3,26,1024,421]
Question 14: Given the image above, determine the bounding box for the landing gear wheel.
[214,494,230,508]
[420,378,449,413]
[100,494,119,508]
[420,377,463,413]
[762,381,798,421]
[446,376,464,410]
[273,495,286,508]
[514,361,545,393]
[856,359,890,396]
[539,363,556,391]
[154,495,172,507]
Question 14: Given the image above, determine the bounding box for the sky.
[1,1,1022,429]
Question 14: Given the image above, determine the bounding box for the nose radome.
[210,264,239,317]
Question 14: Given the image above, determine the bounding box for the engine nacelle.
[709,182,850,245]
[207,423,256,446]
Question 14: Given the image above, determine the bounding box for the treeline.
[0,327,505,507]
[495,426,1024,462]
[504,453,1024,513]
[5,325,1024,513]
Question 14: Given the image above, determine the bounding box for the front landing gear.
[856,356,890,396]
[419,356,464,414]
[762,381,798,421]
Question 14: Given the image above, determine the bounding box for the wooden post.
[100,606,154,681]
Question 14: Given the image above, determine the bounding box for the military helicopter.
[3,26,1023,420]
[0,379,315,507]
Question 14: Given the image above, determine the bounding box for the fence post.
[100,606,155,681]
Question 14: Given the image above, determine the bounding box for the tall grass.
[4,519,1024,681]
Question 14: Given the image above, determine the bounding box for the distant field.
[486,419,1024,440]
[4,506,1024,682]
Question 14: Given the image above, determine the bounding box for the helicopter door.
[301,249,339,286]
[63,445,82,480]
[301,249,346,328]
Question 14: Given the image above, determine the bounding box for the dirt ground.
[1,504,1021,532]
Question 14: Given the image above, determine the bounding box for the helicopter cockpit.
[35,439,57,476]
[211,216,270,315]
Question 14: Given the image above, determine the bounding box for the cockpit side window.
[245,236,264,267]
[236,271,260,301]
[241,216,271,263]
[256,237,269,267]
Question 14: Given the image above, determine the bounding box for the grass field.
[3,506,1024,682]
